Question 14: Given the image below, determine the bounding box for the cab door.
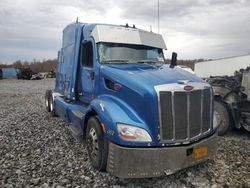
[79,40,95,103]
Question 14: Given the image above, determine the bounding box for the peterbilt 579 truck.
[45,21,218,178]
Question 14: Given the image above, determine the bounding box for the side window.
[82,42,93,67]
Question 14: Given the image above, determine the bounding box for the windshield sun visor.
[91,25,167,49]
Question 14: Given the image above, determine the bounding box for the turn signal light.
[114,84,122,91]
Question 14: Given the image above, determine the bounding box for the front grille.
[159,88,212,143]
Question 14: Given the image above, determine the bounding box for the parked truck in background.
[0,69,2,79]
[45,21,218,178]
[207,67,250,135]
[16,67,33,80]
[0,68,18,79]
[194,56,250,135]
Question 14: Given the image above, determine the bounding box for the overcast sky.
[0,0,250,63]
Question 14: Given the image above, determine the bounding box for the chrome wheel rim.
[50,97,53,112]
[214,110,222,128]
[88,128,99,160]
[45,97,49,108]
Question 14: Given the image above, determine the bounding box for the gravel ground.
[0,79,249,188]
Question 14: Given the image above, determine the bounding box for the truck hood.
[101,64,203,89]
[99,63,206,145]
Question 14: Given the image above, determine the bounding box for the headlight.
[117,124,152,142]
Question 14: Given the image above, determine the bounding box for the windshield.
[97,43,164,65]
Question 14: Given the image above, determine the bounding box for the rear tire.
[86,117,108,171]
[214,100,231,136]
[45,90,56,116]
[45,90,52,112]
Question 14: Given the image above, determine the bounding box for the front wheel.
[86,117,108,171]
[214,100,231,136]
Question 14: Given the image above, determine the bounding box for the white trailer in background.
[194,54,250,78]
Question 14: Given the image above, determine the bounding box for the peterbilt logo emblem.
[184,85,194,91]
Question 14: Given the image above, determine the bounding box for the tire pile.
[0,79,249,187]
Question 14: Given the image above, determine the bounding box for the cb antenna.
[158,0,160,33]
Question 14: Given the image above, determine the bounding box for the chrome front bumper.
[107,133,217,178]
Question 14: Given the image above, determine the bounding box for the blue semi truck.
[45,21,218,178]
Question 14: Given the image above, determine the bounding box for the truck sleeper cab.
[45,22,218,178]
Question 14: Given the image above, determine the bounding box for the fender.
[212,85,231,99]
[87,94,152,146]
[212,85,240,105]
[212,85,242,129]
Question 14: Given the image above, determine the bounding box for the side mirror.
[169,52,177,68]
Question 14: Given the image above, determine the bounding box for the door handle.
[90,71,95,80]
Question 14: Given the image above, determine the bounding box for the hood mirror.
[169,52,177,68]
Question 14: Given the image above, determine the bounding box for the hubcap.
[88,128,99,160]
[50,97,53,111]
[45,97,49,108]
[214,110,222,127]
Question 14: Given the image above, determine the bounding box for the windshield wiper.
[137,60,164,67]
[137,60,163,64]
[102,59,129,64]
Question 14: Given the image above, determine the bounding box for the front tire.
[86,117,108,171]
[214,100,231,136]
